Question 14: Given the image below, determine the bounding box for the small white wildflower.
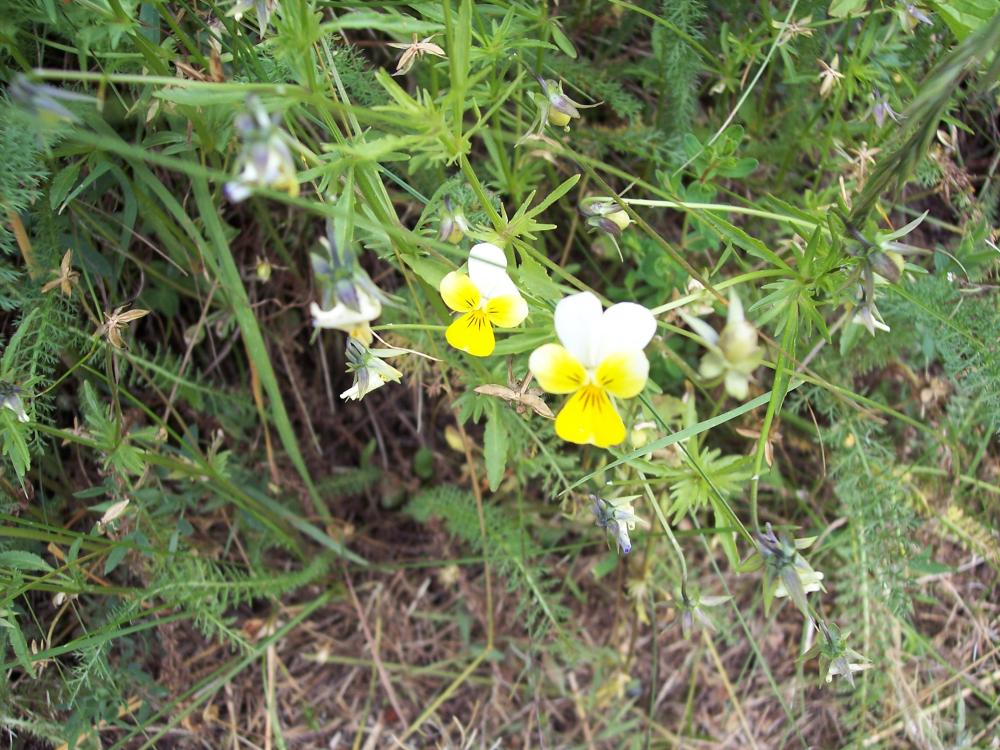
[340,339,403,401]
[682,291,764,400]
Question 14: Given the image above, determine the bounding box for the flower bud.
[869,250,903,283]
[340,338,403,401]
[255,256,273,282]
[438,197,470,244]
[582,199,632,238]
[0,383,29,423]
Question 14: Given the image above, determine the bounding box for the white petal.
[554,291,603,368]
[726,291,745,327]
[680,310,720,346]
[310,292,381,331]
[468,242,517,299]
[595,302,656,361]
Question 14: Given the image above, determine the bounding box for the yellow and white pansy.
[439,243,529,357]
[529,292,656,448]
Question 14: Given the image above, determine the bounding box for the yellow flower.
[439,243,528,357]
[529,292,656,448]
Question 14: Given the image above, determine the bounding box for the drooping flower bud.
[590,494,647,555]
[869,250,903,284]
[718,293,761,364]
[438,197,470,244]
[537,77,594,132]
[581,199,632,238]
[754,523,825,619]
[341,338,403,401]
[0,383,29,423]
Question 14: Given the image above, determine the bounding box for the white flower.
[225,100,299,203]
[590,495,648,555]
[826,654,872,684]
[529,292,656,447]
[774,566,825,598]
[439,243,529,357]
[340,339,403,401]
[310,286,382,345]
[851,303,891,335]
[683,292,764,400]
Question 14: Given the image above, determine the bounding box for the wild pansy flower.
[748,523,825,619]
[439,243,528,357]
[803,622,871,688]
[225,97,299,203]
[0,383,29,423]
[388,35,446,76]
[529,292,656,448]
[310,223,385,345]
[438,197,470,244]
[341,338,403,401]
[590,494,648,555]
[682,291,763,400]
[580,199,632,238]
[518,76,597,144]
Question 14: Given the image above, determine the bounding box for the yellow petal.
[595,350,648,399]
[529,344,587,394]
[446,310,495,357]
[439,272,481,313]
[554,385,626,448]
[484,294,528,328]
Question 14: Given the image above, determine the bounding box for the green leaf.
[49,159,83,211]
[694,210,792,271]
[323,10,442,36]
[401,253,450,288]
[550,21,578,59]
[515,253,562,301]
[1,412,31,482]
[484,405,508,492]
[927,0,1000,39]
[829,0,867,17]
[103,544,129,575]
[1,616,36,678]
[0,550,53,572]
